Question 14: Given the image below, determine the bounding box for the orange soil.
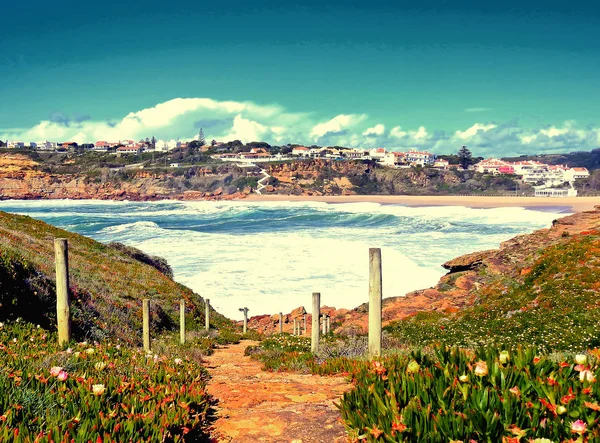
[205,341,350,442]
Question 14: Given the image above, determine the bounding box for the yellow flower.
[92,384,105,395]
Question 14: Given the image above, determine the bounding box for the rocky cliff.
[0,154,251,201]
[246,206,600,335]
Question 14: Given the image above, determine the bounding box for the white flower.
[575,354,588,365]
[92,384,106,395]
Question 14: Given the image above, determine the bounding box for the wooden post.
[279,312,283,334]
[239,307,249,334]
[205,299,210,331]
[179,299,185,345]
[293,318,298,336]
[54,238,71,347]
[369,248,382,358]
[143,299,150,352]
[303,314,307,335]
[326,316,331,334]
[311,292,320,353]
[322,314,327,334]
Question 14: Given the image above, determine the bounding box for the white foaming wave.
[99,221,162,235]
[121,227,443,319]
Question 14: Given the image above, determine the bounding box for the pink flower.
[571,419,587,434]
[57,371,68,381]
[50,366,63,377]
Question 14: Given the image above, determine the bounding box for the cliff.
[247,206,600,337]
[0,153,251,201]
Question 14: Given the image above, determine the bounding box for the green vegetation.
[0,320,216,442]
[385,232,600,354]
[0,211,233,344]
[339,346,600,442]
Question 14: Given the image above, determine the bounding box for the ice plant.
[50,366,63,377]
[92,384,106,396]
[57,371,68,381]
[474,360,488,376]
[575,354,588,365]
[406,360,420,374]
[571,420,587,435]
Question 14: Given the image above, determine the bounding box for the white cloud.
[455,123,497,140]
[465,107,491,112]
[2,97,599,157]
[363,124,385,136]
[310,114,367,139]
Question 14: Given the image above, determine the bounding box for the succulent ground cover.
[340,346,600,442]
[385,232,600,354]
[0,319,224,442]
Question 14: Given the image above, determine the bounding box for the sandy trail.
[205,341,350,443]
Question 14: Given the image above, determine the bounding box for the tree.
[198,128,205,146]
[457,146,473,170]
[151,137,157,149]
[211,139,217,147]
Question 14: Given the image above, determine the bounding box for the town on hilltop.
[0,135,592,197]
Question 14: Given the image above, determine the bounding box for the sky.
[1,0,599,156]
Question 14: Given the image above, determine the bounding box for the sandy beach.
[246,194,600,213]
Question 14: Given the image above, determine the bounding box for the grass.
[0,211,233,344]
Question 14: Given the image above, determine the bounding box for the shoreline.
[246,194,599,213]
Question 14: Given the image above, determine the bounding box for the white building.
[6,141,25,149]
[535,187,578,197]
[406,150,435,166]
[292,146,310,156]
[564,167,590,181]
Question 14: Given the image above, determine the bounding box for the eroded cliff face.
[246,207,600,335]
[0,154,250,201]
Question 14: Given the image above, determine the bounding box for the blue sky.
[2,0,599,155]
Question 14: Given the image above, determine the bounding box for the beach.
[247,194,600,212]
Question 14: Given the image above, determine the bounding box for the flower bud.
[459,374,469,383]
[575,354,588,365]
[557,405,567,415]
[406,360,420,374]
[499,350,510,364]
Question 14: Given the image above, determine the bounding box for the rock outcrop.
[0,154,249,201]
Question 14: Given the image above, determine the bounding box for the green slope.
[0,211,232,344]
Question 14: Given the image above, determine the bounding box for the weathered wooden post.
[179,299,186,345]
[279,312,283,334]
[54,238,71,347]
[369,248,382,358]
[205,299,210,331]
[311,292,320,353]
[293,318,298,335]
[326,316,331,334]
[239,307,249,334]
[303,314,307,335]
[322,314,327,334]
[143,299,151,352]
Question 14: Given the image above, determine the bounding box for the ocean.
[0,199,570,320]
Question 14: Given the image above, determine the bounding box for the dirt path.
[205,341,350,442]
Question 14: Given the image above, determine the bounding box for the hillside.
[0,211,232,343]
